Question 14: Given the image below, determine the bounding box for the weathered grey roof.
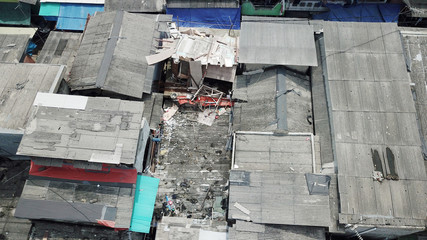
[0,34,31,63]
[400,28,427,161]
[17,93,144,165]
[37,31,82,77]
[69,11,172,99]
[0,63,65,130]
[155,217,227,240]
[229,133,330,227]
[238,22,318,66]
[105,0,164,12]
[16,179,135,228]
[166,0,238,8]
[233,67,312,132]
[323,22,426,229]
[229,221,326,240]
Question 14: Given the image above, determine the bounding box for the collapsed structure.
[0,3,425,239]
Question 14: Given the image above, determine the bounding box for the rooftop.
[37,31,82,77]
[233,67,312,132]
[105,0,164,12]
[0,63,65,131]
[16,93,144,165]
[15,178,135,229]
[0,34,32,63]
[69,11,171,99]
[323,21,426,231]
[228,132,330,227]
[238,21,318,66]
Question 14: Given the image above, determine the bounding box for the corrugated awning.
[130,175,160,233]
[56,3,104,31]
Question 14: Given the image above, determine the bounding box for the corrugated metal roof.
[323,22,426,228]
[69,11,172,98]
[239,22,318,66]
[229,221,326,240]
[105,0,164,12]
[17,93,144,165]
[166,0,238,8]
[56,3,104,31]
[228,133,330,227]
[0,64,65,130]
[16,178,135,228]
[0,34,31,63]
[37,31,82,76]
[233,68,312,132]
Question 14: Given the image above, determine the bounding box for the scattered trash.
[165,195,176,211]
[217,108,227,116]
[234,202,250,215]
[163,105,179,121]
[159,149,168,156]
[372,171,384,182]
[197,109,216,126]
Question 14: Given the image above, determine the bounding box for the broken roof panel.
[69,11,171,98]
[16,93,144,165]
[239,22,318,66]
[228,133,330,227]
[0,33,31,63]
[105,0,164,12]
[323,22,427,229]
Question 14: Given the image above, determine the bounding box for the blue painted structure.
[313,3,402,22]
[56,3,104,31]
[166,7,241,29]
[130,175,160,233]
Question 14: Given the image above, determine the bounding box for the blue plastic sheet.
[313,3,402,22]
[166,8,241,30]
[26,41,37,56]
[56,3,104,31]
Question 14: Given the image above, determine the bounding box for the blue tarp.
[130,175,159,233]
[313,3,402,22]
[56,3,104,31]
[166,8,241,30]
